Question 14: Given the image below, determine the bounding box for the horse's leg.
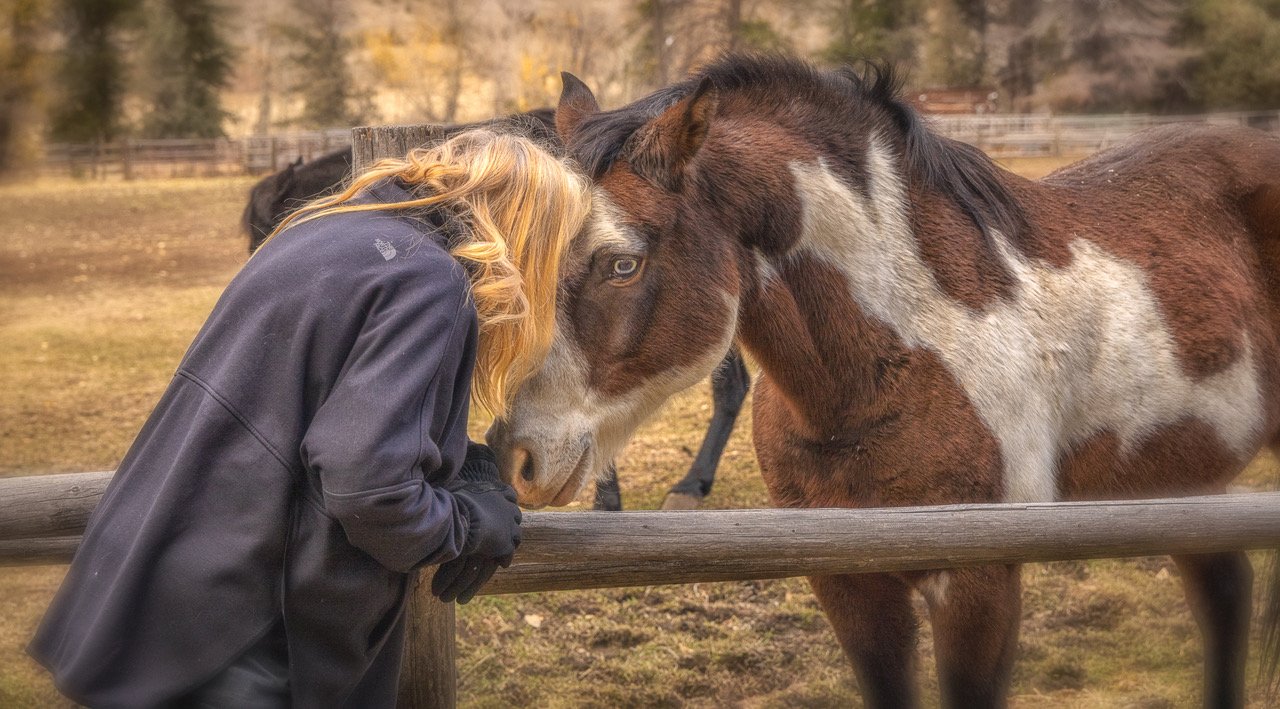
[591,462,622,511]
[810,572,919,708]
[922,564,1021,709]
[1172,551,1253,709]
[661,346,750,510]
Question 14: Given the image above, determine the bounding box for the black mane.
[570,53,1026,244]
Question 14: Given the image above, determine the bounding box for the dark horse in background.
[239,108,751,512]
[241,148,353,255]
[488,54,1280,707]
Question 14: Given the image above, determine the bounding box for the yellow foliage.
[516,52,556,112]
[364,29,409,87]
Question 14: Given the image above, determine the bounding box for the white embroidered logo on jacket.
[374,238,398,261]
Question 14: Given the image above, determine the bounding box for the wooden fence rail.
[4,472,1280,584]
[3,471,1280,706]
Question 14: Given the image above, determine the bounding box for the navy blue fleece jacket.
[30,180,478,708]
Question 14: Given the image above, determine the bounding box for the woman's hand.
[431,443,522,603]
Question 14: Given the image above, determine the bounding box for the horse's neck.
[785,148,940,320]
[736,140,1005,436]
[734,149,914,435]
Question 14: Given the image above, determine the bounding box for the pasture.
[0,165,1276,707]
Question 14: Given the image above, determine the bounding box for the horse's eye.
[610,257,640,281]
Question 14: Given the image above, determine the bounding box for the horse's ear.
[628,78,718,191]
[556,72,600,143]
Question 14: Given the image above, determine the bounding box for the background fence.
[931,109,1280,158]
[38,110,1280,179]
[41,129,351,179]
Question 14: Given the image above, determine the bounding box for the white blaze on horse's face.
[488,191,738,508]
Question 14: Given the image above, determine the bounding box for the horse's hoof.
[661,492,703,510]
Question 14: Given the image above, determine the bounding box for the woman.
[29,130,592,708]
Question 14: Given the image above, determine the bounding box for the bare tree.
[990,0,1189,111]
[725,0,742,51]
[923,0,988,86]
[240,0,287,136]
[0,0,47,174]
[631,0,793,92]
[283,0,365,127]
[822,0,923,68]
[438,0,467,122]
[634,0,673,87]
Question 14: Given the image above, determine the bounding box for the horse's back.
[1042,123,1280,194]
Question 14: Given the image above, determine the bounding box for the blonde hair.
[268,130,592,417]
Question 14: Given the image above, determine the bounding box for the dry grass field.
[1,165,1277,707]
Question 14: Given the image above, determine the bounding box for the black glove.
[431,442,522,604]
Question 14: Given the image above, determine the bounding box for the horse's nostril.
[511,447,536,482]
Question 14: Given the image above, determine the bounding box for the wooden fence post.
[122,139,134,181]
[396,578,457,708]
[351,123,452,709]
[352,125,446,174]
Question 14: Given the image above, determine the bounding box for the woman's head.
[271,130,593,417]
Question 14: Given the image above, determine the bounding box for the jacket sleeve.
[300,263,477,574]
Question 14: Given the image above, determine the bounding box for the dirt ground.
[1,170,1277,708]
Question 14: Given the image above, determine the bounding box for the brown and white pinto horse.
[486,55,1280,707]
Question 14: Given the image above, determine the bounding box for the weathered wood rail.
[6,472,1280,586]
[4,471,1280,706]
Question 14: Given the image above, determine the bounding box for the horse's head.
[486,74,753,508]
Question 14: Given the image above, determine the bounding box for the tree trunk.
[653,0,669,86]
[725,0,742,52]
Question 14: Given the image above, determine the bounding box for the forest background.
[2,0,1280,175]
